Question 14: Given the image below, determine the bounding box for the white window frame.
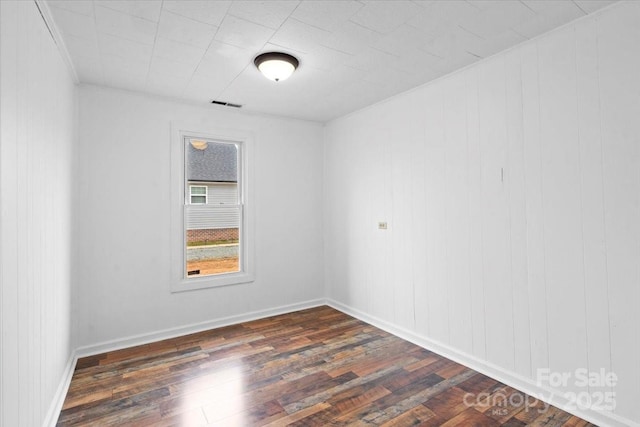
[189,185,208,205]
[170,123,255,292]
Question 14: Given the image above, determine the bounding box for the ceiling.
[46,0,616,122]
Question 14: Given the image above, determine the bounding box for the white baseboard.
[75,298,326,358]
[43,351,78,427]
[326,299,638,427]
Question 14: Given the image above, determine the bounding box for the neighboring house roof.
[187,141,237,183]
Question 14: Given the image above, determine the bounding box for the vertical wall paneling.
[381,118,395,323]
[366,115,393,321]
[0,0,3,410]
[597,3,640,421]
[520,42,550,375]
[477,57,515,372]
[389,90,424,330]
[17,1,31,420]
[323,125,346,305]
[504,50,531,379]
[364,123,382,316]
[0,3,20,426]
[347,123,370,312]
[443,73,472,355]
[390,119,414,329]
[538,26,589,394]
[465,68,486,361]
[411,92,428,337]
[324,3,639,425]
[0,1,76,425]
[361,127,377,316]
[574,17,612,399]
[423,84,448,344]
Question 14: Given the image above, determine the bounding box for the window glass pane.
[191,186,206,195]
[185,138,240,278]
[186,206,240,276]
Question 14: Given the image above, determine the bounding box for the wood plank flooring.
[57,306,595,426]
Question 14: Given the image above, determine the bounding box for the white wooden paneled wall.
[0,1,76,426]
[324,2,639,425]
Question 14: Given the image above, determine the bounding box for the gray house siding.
[205,182,237,205]
[187,182,239,230]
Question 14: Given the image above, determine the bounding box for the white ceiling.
[46,0,617,122]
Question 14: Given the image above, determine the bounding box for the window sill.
[171,271,255,293]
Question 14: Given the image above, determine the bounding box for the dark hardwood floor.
[57,306,594,426]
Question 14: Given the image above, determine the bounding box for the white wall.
[324,2,639,426]
[0,2,77,426]
[76,85,324,347]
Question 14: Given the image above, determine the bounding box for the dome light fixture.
[189,139,208,150]
[254,52,299,82]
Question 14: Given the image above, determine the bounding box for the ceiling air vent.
[211,100,242,108]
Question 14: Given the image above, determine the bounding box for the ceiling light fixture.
[254,52,299,82]
[190,139,208,150]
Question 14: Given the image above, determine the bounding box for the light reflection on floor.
[180,363,246,425]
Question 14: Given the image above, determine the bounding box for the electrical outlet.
[378,221,388,230]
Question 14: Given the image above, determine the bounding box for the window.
[170,125,254,292]
[185,138,241,278]
[189,185,207,204]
